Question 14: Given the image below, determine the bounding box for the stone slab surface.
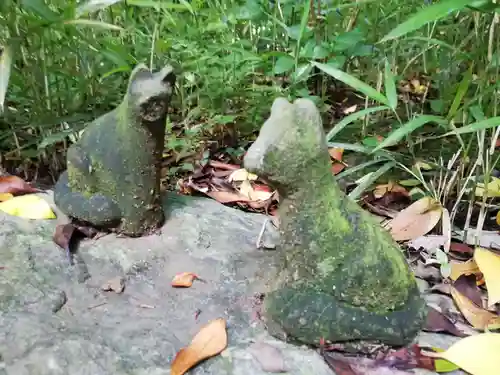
[0,191,464,374]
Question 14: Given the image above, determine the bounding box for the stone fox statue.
[54,64,176,237]
[244,98,426,347]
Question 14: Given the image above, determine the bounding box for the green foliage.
[0,0,500,213]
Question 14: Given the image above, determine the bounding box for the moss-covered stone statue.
[54,64,176,236]
[244,98,427,347]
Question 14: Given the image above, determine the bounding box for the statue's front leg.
[54,145,122,227]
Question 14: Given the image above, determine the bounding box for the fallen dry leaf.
[170,318,228,375]
[0,194,56,219]
[422,333,500,375]
[450,242,474,255]
[171,272,199,288]
[328,147,344,162]
[101,276,125,294]
[228,168,258,182]
[331,163,346,175]
[450,259,481,282]
[206,190,251,204]
[453,274,482,306]
[385,196,443,241]
[53,223,78,250]
[0,192,13,202]
[408,235,446,251]
[0,175,42,195]
[322,349,429,375]
[423,307,467,337]
[450,280,500,330]
[474,247,500,307]
[208,160,240,171]
[343,104,357,114]
[373,182,409,200]
[248,342,287,373]
[429,282,452,295]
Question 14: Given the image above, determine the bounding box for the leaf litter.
[170,318,228,375]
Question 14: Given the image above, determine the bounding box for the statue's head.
[244,97,329,192]
[126,64,176,122]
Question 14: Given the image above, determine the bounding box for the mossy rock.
[244,97,427,346]
[54,64,176,236]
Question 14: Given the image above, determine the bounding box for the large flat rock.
[0,191,463,374]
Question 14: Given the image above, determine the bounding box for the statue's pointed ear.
[127,64,152,93]
[157,65,176,86]
[129,64,152,82]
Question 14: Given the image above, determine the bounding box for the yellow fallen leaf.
[450,286,500,330]
[475,177,500,198]
[0,192,13,202]
[171,318,228,375]
[239,179,253,199]
[450,259,481,281]
[228,168,258,182]
[385,196,443,241]
[429,333,500,375]
[0,194,56,219]
[474,247,500,307]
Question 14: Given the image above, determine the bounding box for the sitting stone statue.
[244,98,427,347]
[54,64,176,236]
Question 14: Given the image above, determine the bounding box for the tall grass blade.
[348,161,396,200]
[372,115,447,152]
[21,0,60,21]
[441,117,500,136]
[384,60,398,110]
[313,62,389,106]
[447,63,473,120]
[379,0,473,43]
[326,105,390,141]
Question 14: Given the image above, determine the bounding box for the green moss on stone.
[54,64,176,236]
[243,97,426,346]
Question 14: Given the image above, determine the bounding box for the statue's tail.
[53,171,121,227]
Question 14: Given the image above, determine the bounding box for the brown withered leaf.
[453,274,483,307]
[429,283,452,295]
[423,306,467,337]
[408,235,446,252]
[450,278,500,330]
[171,272,200,288]
[208,160,240,171]
[376,344,435,372]
[331,163,346,175]
[0,175,42,195]
[53,223,77,250]
[101,276,125,294]
[373,182,409,200]
[171,318,228,375]
[385,196,443,241]
[248,342,287,373]
[322,350,424,375]
[413,261,442,282]
[206,190,251,204]
[450,241,474,255]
